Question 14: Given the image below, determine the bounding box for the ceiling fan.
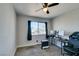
[36,3,59,14]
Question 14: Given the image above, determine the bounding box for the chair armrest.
[63,39,73,47]
[63,40,69,47]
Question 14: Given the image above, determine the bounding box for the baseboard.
[9,47,17,56]
[13,48,17,56]
[17,43,39,48]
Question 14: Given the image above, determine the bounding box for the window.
[38,23,46,35]
[31,22,38,35]
[31,22,46,35]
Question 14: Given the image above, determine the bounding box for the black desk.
[47,34,55,45]
[53,36,69,55]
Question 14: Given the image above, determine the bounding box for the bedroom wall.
[0,4,16,55]
[16,15,51,47]
[52,8,79,34]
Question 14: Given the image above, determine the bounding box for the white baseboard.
[13,48,17,56]
[9,47,17,56]
[17,43,38,48]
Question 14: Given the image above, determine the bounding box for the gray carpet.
[15,45,62,56]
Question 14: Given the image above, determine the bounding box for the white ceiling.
[13,3,79,18]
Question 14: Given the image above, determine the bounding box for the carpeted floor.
[15,45,62,56]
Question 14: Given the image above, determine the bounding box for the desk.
[60,36,69,55]
[48,34,69,55]
[62,35,69,40]
[53,35,69,55]
[48,34,55,45]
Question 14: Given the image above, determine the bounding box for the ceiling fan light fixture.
[43,7,48,12]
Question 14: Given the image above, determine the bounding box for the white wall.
[16,15,51,47]
[0,4,16,56]
[52,8,79,34]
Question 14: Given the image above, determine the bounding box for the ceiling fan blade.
[48,3,59,7]
[35,8,43,12]
[46,10,49,14]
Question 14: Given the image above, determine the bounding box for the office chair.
[63,32,79,56]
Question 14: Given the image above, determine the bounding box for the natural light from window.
[31,22,46,35]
